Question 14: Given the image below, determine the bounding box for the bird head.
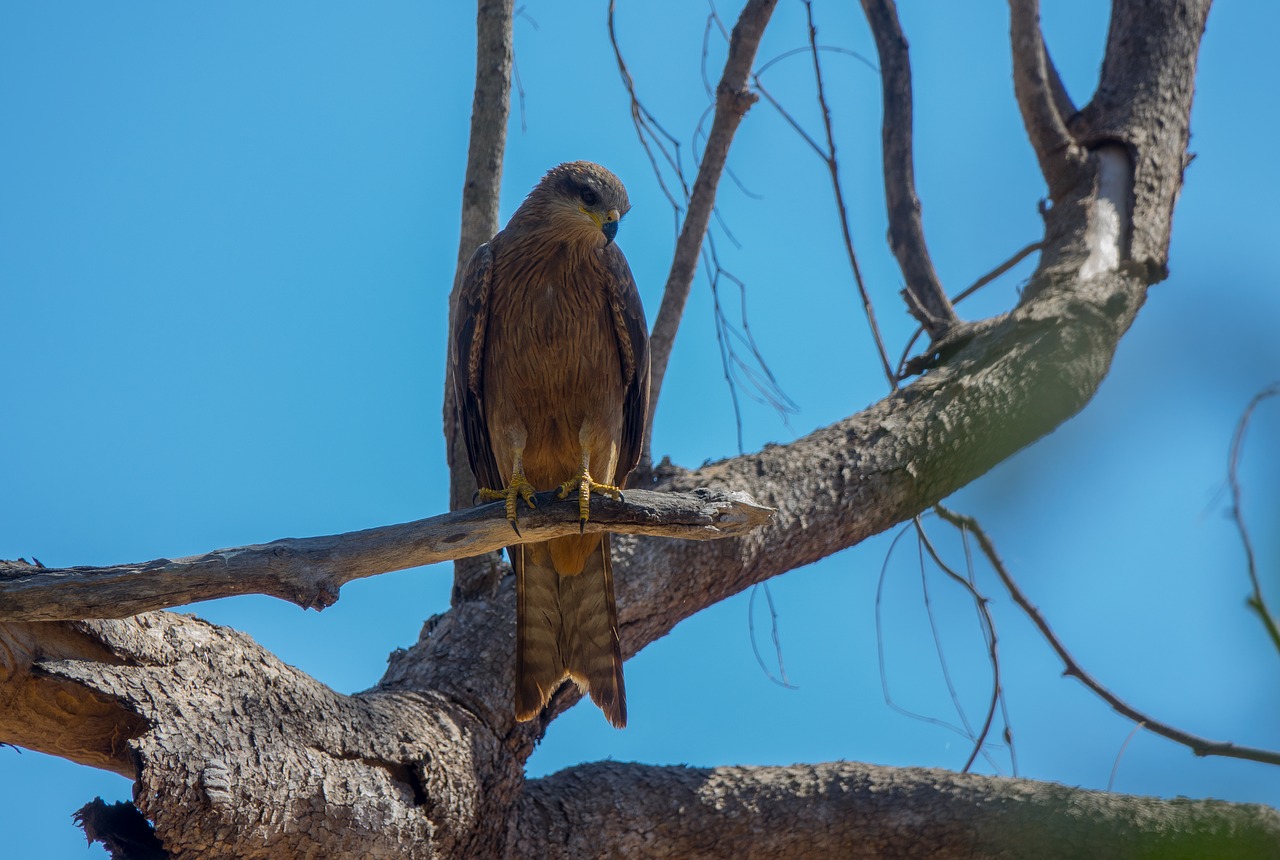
[516,161,631,247]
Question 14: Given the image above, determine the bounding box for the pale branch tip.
[0,488,773,623]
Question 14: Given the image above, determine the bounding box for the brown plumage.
[452,162,650,728]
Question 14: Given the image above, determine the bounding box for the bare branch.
[915,518,1005,774]
[1009,0,1085,197]
[0,490,772,623]
[804,0,896,385]
[446,0,515,598]
[1228,383,1280,655]
[861,0,958,339]
[937,505,1280,769]
[896,241,1043,379]
[642,0,780,447]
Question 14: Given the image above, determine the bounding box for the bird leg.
[478,449,538,535]
[557,448,622,531]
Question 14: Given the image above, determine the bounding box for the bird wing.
[604,243,651,484]
[452,241,504,494]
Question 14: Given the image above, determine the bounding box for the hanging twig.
[915,517,1006,774]
[1227,383,1280,656]
[936,504,1280,768]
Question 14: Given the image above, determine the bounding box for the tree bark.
[0,489,771,622]
[1,1,1256,858]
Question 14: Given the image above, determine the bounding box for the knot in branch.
[717,83,758,117]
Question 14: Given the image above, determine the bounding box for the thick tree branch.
[517,761,1280,858]
[0,489,770,623]
[1009,0,1086,199]
[446,0,514,599]
[1077,0,1209,268]
[0,613,511,857]
[861,0,958,339]
[644,0,779,450]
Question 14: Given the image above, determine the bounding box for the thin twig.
[1227,383,1280,655]
[916,517,1005,774]
[877,525,973,739]
[752,2,895,385]
[748,582,798,688]
[803,0,895,386]
[961,524,1018,776]
[896,241,1043,379]
[1108,721,1145,792]
[615,0,780,452]
[936,504,1280,768]
[875,523,1008,774]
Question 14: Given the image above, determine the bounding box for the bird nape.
[452,161,651,728]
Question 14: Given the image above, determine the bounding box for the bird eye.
[581,188,599,206]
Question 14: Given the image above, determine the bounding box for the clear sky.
[3,2,1278,856]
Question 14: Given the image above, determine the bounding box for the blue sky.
[3,2,1278,856]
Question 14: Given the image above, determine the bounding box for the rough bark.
[1,1,1255,858]
[518,761,1280,859]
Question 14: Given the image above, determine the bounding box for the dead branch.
[860,0,959,339]
[640,0,780,445]
[0,489,772,623]
[1228,383,1280,655]
[1009,0,1085,197]
[936,505,1280,768]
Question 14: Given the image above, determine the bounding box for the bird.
[451,161,650,728]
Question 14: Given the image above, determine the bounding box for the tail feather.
[514,535,627,728]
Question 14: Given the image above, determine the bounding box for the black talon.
[510,519,522,538]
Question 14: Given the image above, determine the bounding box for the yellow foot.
[557,470,622,531]
[479,472,538,536]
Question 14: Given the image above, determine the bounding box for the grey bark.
[2,1,1264,858]
[0,489,772,622]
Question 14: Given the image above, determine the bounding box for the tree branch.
[0,1,1238,856]
[643,0,780,452]
[861,0,958,339]
[1229,384,1280,655]
[517,760,1280,858]
[0,489,770,623]
[446,0,515,599]
[935,504,1280,768]
[1077,0,1210,268]
[1009,0,1086,199]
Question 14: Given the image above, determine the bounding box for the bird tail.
[514,534,627,728]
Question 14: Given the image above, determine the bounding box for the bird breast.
[483,244,625,490]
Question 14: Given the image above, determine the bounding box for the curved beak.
[601,208,621,244]
[582,207,622,244]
